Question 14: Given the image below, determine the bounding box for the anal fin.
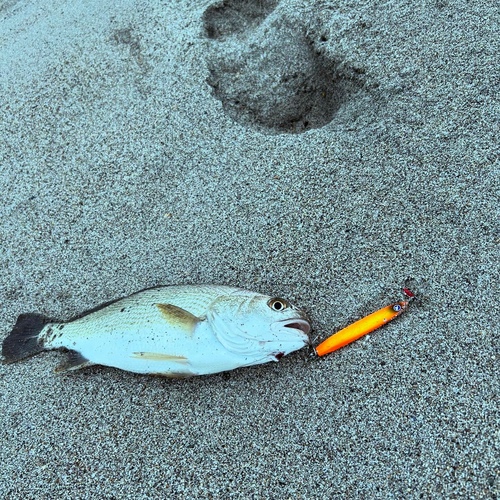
[55,350,94,373]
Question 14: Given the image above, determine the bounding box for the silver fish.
[1,285,311,377]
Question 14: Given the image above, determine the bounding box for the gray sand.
[0,0,499,498]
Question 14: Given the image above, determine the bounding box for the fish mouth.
[282,319,311,336]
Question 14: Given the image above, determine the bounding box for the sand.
[0,0,498,498]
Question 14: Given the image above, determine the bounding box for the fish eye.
[393,304,401,312]
[268,298,288,311]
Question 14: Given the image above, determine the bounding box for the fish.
[1,285,311,377]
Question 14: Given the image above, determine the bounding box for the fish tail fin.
[1,314,51,364]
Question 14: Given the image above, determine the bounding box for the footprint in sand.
[203,0,279,40]
[202,0,364,134]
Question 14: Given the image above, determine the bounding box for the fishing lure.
[315,293,413,356]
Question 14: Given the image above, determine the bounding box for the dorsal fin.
[55,350,94,373]
[155,303,202,335]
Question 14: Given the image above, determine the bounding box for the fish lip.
[282,319,311,336]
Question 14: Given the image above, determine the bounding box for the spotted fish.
[1,285,311,377]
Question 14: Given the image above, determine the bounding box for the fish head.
[206,292,311,362]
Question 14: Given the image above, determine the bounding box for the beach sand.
[0,0,498,498]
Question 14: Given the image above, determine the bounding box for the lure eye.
[268,298,288,311]
[393,304,402,312]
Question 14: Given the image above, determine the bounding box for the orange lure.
[315,300,410,356]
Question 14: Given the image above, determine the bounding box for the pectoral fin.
[131,352,189,364]
[55,350,94,373]
[155,303,202,335]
